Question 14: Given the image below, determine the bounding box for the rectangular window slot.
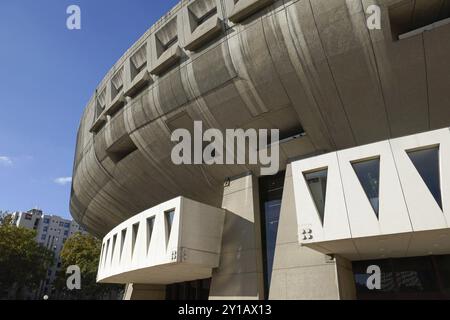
[188,0,218,32]
[389,0,450,40]
[96,88,107,119]
[185,0,222,51]
[151,17,181,75]
[155,18,179,58]
[130,45,148,80]
[126,44,151,98]
[111,67,124,100]
[106,135,138,164]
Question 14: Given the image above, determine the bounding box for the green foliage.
[0,223,54,299]
[0,212,12,225]
[56,233,121,299]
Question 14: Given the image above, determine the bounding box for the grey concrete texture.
[269,164,356,299]
[71,0,450,237]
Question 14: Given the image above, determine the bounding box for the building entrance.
[353,255,450,299]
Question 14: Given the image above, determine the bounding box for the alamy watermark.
[366,265,381,290]
[366,5,381,30]
[66,5,81,30]
[66,265,81,290]
[65,4,381,31]
[170,121,279,176]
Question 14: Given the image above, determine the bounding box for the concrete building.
[11,209,88,298]
[71,0,450,299]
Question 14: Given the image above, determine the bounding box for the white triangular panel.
[338,141,412,238]
[292,152,352,243]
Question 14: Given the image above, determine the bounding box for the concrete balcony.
[97,197,225,284]
[291,128,450,261]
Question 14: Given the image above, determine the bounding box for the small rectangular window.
[155,18,178,58]
[389,0,450,40]
[111,67,124,100]
[106,135,138,164]
[130,45,147,80]
[96,88,107,119]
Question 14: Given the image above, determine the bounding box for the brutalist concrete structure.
[71,0,450,299]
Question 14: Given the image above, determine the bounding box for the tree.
[0,211,12,225]
[0,223,54,299]
[56,233,122,299]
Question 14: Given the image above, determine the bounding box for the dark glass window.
[120,229,127,261]
[304,169,328,225]
[352,158,380,217]
[353,255,450,300]
[111,234,117,263]
[259,171,285,299]
[407,146,442,209]
[165,209,175,241]
[147,216,155,252]
[165,278,211,300]
[104,239,110,267]
[131,223,139,256]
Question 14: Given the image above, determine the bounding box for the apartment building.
[11,209,87,299]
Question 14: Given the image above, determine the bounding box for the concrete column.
[268,164,357,299]
[123,283,166,300]
[209,172,265,300]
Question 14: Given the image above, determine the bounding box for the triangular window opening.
[304,168,328,225]
[407,146,442,210]
[165,209,175,247]
[352,158,381,218]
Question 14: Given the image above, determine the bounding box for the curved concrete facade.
[71,0,450,239]
[72,0,450,300]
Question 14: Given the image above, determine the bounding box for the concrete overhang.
[97,197,225,284]
[292,128,450,261]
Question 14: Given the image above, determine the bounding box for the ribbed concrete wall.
[71,0,450,236]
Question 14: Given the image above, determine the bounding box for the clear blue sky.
[0,0,178,219]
